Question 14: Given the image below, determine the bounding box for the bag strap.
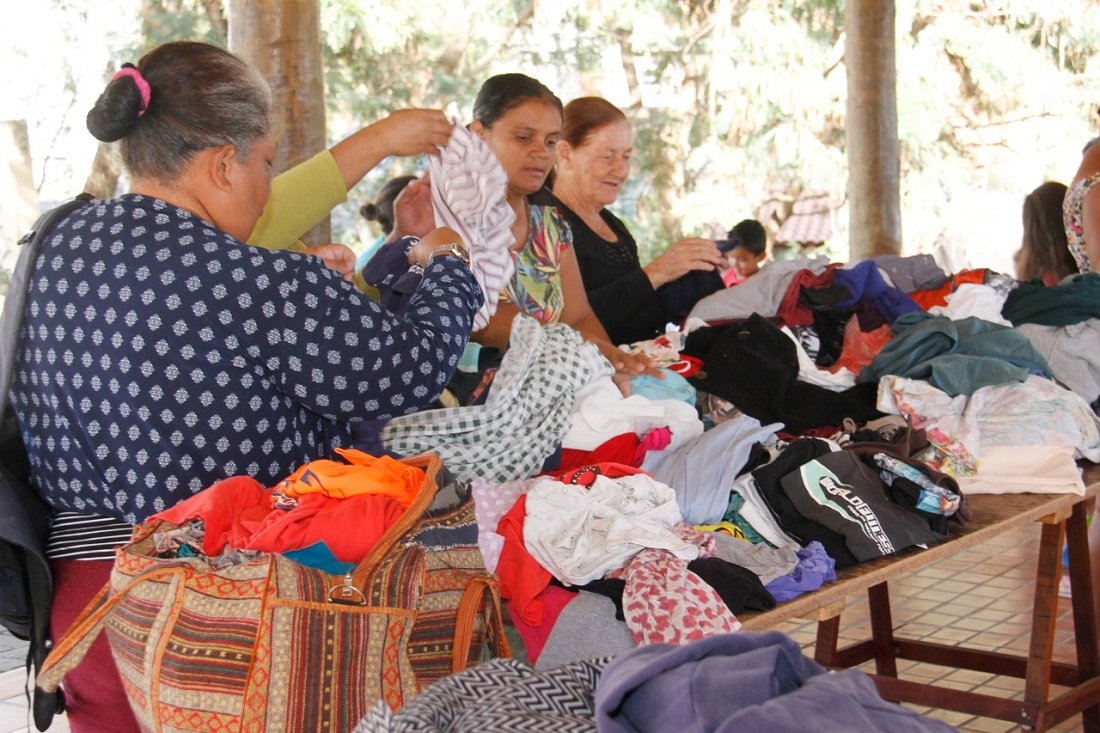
[0,193,94,415]
[345,452,441,589]
[1,192,93,730]
[451,574,511,673]
[36,564,187,693]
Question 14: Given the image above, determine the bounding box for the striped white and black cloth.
[45,512,132,561]
[428,124,516,330]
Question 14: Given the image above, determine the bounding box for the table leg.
[1024,519,1065,731]
[815,614,842,667]
[1067,500,1100,733]
[868,581,898,677]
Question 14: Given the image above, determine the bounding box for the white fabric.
[470,476,540,573]
[561,376,704,452]
[522,473,699,586]
[927,283,1011,326]
[780,325,856,391]
[1018,320,1100,405]
[956,445,1086,496]
[427,124,516,330]
[876,374,1100,478]
[730,474,801,550]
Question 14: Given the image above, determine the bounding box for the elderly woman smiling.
[551,97,725,345]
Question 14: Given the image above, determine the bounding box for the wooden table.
[740,465,1100,732]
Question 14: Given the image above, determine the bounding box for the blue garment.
[358,236,423,316]
[1002,272,1100,326]
[628,369,696,405]
[595,629,954,733]
[12,194,481,524]
[642,414,783,525]
[283,541,353,575]
[764,541,837,602]
[831,259,922,324]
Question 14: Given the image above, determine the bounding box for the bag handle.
[451,574,511,673]
[1,193,94,413]
[341,452,441,592]
[41,454,439,681]
[36,565,187,692]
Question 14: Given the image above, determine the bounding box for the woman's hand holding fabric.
[372,109,455,157]
[406,227,466,268]
[643,237,725,288]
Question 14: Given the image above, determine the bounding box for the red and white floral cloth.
[608,526,741,645]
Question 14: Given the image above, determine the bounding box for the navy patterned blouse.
[11,194,481,526]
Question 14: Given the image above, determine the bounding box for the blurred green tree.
[8,0,1100,268]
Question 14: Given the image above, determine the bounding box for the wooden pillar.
[227,0,329,244]
[845,0,901,259]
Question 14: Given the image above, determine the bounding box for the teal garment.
[629,369,697,405]
[283,541,353,575]
[722,494,770,546]
[1002,272,1100,326]
[858,312,1050,397]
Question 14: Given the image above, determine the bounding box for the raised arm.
[248,110,453,250]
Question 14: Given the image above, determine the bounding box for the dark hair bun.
[86,76,146,142]
[360,202,382,222]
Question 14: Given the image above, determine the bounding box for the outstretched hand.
[596,340,664,394]
[643,237,725,289]
[371,109,454,157]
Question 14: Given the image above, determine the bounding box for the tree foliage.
[7,0,1100,269]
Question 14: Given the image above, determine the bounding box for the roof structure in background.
[775,189,842,245]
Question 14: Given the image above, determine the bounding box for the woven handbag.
[36,452,510,732]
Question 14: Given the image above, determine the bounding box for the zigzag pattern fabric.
[428,123,516,330]
[353,656,608,733]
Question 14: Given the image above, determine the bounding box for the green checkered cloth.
[382,315,613,482]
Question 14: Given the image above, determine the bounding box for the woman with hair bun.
[353,173,417,278]
[362,174,418,236]
[11,41,482,732]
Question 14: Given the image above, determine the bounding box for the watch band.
[426,242,471,266]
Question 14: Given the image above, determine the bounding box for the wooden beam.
[228,0,329,244]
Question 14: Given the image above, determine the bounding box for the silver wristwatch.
[427,242,471,266]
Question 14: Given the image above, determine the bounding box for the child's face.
[727,246,764,279]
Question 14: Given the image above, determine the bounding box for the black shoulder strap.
[0,192,94,418]
[0,192,92,731]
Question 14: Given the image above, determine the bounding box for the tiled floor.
[767,521,1089,732]
[0,520,1092,732]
